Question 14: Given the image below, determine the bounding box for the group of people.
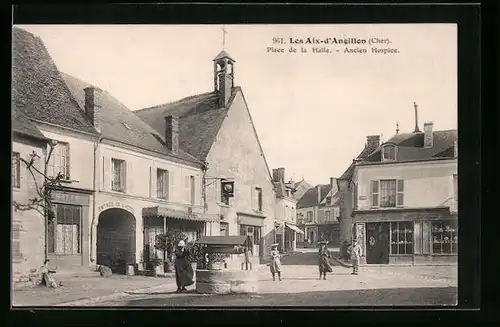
[269,239,363,280]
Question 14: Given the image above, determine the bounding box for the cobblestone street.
[85,264,457,307]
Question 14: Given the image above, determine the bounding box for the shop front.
[237,212,265,258]
[353,207,457,265]
[285,222,303,252]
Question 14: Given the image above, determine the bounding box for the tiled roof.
[61,73,202,165]
[297,184,332,209]
[362,129,457,164]
[213,50,235,62]
[274,181,296,198]
[11,28,97,135]
[134,89,238,160]
[12,106,47,140]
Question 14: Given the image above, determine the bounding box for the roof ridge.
[133,91,216,113]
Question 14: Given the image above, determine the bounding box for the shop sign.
[98,201,135,214]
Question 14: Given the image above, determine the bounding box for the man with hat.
[349,238,362,275]
[269,243,282,281]
[318,241,333,280]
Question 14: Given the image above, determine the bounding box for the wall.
[204,90,275,258]
[355,160,457,210]
[12,136,46,278]
[275,197,297,223]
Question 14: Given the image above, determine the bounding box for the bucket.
[126,265,135,276]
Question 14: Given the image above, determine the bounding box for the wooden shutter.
[12,221,22,259]
[353,183,358,210]
[149,167,155,198]
[184,175,190,203]
[165,170,170,201]
[123,160,129,193]
[250,186,255,210]
[371,180,379,207]
[414,222,422,254]
[169,170,176,202]
[397,179,404,206]
[65,143,70,179]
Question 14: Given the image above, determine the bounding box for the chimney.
[423,121,434,148]
[84,86,102,132]
[165,115,179,155]
[277,168,285,182]
[413,102,421,133]
[317,185,321,204]
[366,135,380,151]
[330,177,338,205]
[454,140,458,157]
[272,169,279,182]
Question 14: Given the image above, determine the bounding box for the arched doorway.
[97,208,136,273]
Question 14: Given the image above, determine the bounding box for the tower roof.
[213,50,235,62]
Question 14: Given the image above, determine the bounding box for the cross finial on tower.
[396,121,400,134]
[221,25,228,50]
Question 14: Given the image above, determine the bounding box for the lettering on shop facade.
[98,201,135,214]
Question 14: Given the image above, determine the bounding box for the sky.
[16,24,457,186]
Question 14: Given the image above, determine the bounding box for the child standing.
[269,243,282,281]
[349,239,362,275]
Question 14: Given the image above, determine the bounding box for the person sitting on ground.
[38,259,62,288]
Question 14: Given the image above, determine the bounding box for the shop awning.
[142,206,216,222]
[286,223,304,234]
[196,235,250,246]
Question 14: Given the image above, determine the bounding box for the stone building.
[12,28,98,272]
[272,168,302,252]
[135,51,276,263]
[349,120,457,266]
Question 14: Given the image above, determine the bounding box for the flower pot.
[165,261,174,273]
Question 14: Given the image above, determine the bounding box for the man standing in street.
[349,239,362,275]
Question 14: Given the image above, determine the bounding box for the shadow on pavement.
[124,286,457,307]
[280,251,340,266]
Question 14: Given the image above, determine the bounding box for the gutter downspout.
[90,135,103,265]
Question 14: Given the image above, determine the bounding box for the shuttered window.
[111,158,126,192]
[47,142,70,179]
[372,179,404,208]
[397,179,404,206]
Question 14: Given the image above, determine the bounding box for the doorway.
[365,222,390,264]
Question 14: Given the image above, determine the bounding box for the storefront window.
[431,220,458,254]
[390,222,413,255]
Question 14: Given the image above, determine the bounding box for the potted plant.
[147,253,163,276]
[155,231,188,272]
[186,242,205,270]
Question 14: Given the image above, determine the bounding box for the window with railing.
[111,158,126,192]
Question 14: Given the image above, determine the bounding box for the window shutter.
[371,180,379,207]
[414,222,422,254]
[422,222,430,254]
[397,179,404,206]
[65,143,71,179]
[12,221,22,258]
[353,183,358,210]
[165,170,170,201]
[250,186,255,210]
[184,176,190,203]
[169,171,176,201]
[150,167,155,198]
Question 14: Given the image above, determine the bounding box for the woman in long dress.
[269,243,282,281]
[175,240,194,292]
[318,241,333,280]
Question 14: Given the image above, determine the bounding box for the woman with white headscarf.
[175,239,194,292]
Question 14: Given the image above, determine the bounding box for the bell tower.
[213,51,235,108]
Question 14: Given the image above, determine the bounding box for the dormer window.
[382,144,397,161]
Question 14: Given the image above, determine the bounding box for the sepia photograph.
[11,23,458,307]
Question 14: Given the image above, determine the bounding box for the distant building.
[272,168,302,252]
[296,178,341,247]
[349,119,457,265]
[135,50,276,262]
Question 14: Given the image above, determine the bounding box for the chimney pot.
[165,115,179,155]
[423,121,434,148]
[84,86,102,131]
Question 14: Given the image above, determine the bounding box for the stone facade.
[204,90,275,260]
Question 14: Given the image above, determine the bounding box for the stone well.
[195,269,259,294]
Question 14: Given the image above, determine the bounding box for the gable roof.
[134,89,238,160]
[11,27,97,135]
[297,184,333,209]
[61,73,201,165]
[292,179,313,200]
[361,129,457,164]
[12,106,48,141]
